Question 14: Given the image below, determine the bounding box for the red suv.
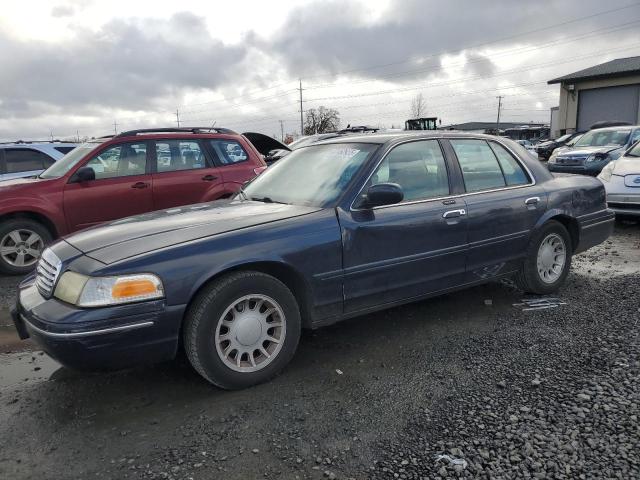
[0,128,267,274]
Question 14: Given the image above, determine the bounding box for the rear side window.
[369,140,449,201]
[450,140,506,192]
[4,148,53,173]
[489,142,529,186]
[209,139,249,164]
[54,146,76,155]
[85,142,147,180]
[155,140,207,172]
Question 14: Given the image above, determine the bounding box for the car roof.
[0,142,78,148]
[589,125,639,132]
[310,130,513,146]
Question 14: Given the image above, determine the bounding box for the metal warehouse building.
[549,56,640,135]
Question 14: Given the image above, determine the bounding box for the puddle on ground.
[0,351,61,390]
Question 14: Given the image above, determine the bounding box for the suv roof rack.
[337,126,380,134]
[116,127,237,137]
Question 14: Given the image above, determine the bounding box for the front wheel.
[515,220,572,294]
[183,271,301,390]
[0,219,52,275]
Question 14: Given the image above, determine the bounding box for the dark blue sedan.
[12,132,614,389]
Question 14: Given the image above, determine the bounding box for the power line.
[305,18,640,90]
[300,2,640,81]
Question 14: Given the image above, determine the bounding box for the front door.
[339,139,468,313]
[151,139,225,210]
[447,138,547,280]
[63,141,154,232]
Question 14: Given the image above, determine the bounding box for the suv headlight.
[54,272,164,307]
[586,152,609,163]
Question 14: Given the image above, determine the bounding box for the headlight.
[586,153,608,163]
[54,272,164,307]
[598,163,615,182]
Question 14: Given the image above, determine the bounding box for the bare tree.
[304,106,340,135]
[410,93,427,118]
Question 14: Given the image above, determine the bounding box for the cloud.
[0,12,247,114]
[51,5,75,17]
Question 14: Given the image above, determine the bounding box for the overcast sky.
[1,0,639,141]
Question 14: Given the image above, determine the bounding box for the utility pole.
[279,120,284,142]
[76,129,80,143]
[496,95,504,130]
[50,130,54,142]
[298,79,304,136]
[113,120,118,135]
[175,109,181,128]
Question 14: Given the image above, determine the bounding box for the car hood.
[611,156,640,175]
[558,145,621,157]
[0,176,48,189]
[65,200,321,265]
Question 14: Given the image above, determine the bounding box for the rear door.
[206,137,261,191]
[63,141,154,231]
[151,139,225,210]
[447,139,546,280]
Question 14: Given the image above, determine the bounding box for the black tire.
[183,271,302,390]
[0,219,52,275]
[515,220,572,295]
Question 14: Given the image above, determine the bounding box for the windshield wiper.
[250,196,289,205]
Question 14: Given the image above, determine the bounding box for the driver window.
[85,143,147,180]
[369,140,449,202]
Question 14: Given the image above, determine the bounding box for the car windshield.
[626,141,640,158]
[242,142,378,207]
[39,140,105,179]
[555,134,571,143]
[565,134,582,146]
[574,129,630,148]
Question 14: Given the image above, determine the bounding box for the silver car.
[0,142,78,181]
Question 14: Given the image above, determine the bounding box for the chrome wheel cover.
[536,233,566,284]
[215,294,286,373]
[0,229,43,268]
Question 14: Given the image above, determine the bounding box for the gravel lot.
[0,222,638,479]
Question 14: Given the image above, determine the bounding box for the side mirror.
[356,183,404,209]
[74,166,96,183]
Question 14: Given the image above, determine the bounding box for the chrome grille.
[35,248,62,298]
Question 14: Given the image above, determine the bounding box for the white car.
[0,142,78,181]
[598,140,640,217]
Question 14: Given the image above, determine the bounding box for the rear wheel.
[515,220,572,294]
[183,271,301,390]
[0,219,52,275]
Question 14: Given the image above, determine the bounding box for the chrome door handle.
[525,196,540,205]
[442,209,466,219]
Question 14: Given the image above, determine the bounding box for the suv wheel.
[515,220,572,294]
[184,271,301,390]
[0,219,52,275]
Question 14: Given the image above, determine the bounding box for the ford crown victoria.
[12,132,614,389]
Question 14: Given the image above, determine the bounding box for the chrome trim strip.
[22,316,154,338]
[350,137,537,212]
[581,217,616,229]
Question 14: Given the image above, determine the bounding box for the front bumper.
[605,192,640,217]
[12,277,185,370]
[547,162,605,176]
